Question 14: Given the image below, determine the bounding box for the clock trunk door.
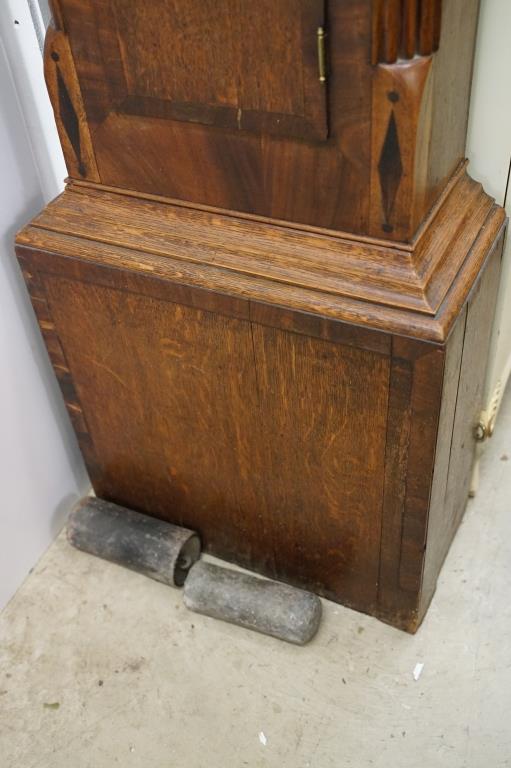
[93,0,327,141]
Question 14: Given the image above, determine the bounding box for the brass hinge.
[317,26,327,84]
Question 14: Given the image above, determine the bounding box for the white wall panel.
[0,3,88,610]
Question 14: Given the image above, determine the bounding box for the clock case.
[16,0,506,631]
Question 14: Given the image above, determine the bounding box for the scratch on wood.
[81,355,128,388]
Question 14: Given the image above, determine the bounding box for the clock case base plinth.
[16,169,505,632]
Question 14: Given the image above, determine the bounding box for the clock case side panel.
[376,233,504,632]
[418,233,504,622]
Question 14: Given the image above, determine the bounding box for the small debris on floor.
[258,731,267,746]
[413,662,425,681]
[43,702,60,710]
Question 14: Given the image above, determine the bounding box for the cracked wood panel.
[38,275,390,613]
[108,0,327,140]
[57,0,328,142]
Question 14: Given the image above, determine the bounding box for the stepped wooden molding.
[16,168,505,344]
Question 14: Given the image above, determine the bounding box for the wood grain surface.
[16,170,505,343]
[37,277,389,612]
[17,0,504,631]
[15,195,506,629]
[43,0,479,240]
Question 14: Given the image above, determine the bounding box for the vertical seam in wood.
[397,358,414,582]
[248,302,261,404]
[441,307,468,511]
[398,348,445,593]
[376,347,392,601]
[413,351,447,606]
[376,335,412,607]
[247,301,278,578]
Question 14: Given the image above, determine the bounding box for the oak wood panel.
[377,353,414,623]
[40,275,390,612]
[396,341,445,596]
[44,276,268,566]
[251,325,390,607]
[443,242,502,532]
[16,253,102,484]
[114,0,242,106]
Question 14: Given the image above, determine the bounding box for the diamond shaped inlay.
[378,111,403,229]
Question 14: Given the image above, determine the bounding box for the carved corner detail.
[372,0,443,65]
[370,56,434,241]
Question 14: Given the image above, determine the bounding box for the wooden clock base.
[16,166,505,632]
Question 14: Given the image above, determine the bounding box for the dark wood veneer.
[45,0,479,241]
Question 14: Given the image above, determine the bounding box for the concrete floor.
[1,389,510,768]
